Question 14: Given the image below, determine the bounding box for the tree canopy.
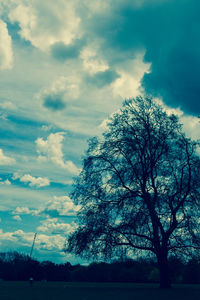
[66,96,200,288]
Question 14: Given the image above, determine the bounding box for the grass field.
[0,281,200,300]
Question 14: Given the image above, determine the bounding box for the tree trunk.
[157,250,171,288]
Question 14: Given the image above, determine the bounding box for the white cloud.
[49,76,80,100]
[12,215,22,221]
[0,19,13,69]
[98,118,111,131]
[80,45,109,75]
[13,173,50,187]
[8,0,81,51]
[153,97,200,141]
[36,132,79,174]
[37,217,77,235]
[45,195,81,217]
[0,149,15,165]
[37,75,80,111]
[0,100,17,110]
[12,194,80,219]
[111,53,150,99]
[83,0,111,14]
[0,229,17,242]
[0,228,66,251]
[13,206,40,215]
[0,183,51,211]
[13,206,31,214]
[0,229,37,249]
[181,115,200,140]
[36,233,66,251]
[5,179,11,185]
[0,179,11,185]
[0,228,67,253]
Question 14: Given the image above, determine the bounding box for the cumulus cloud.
[36,132,79,174]
[181,115,200,141]
[0,149,15,165]
[44,196,81,217]
[37,218,77,235]
[13,206,31,214]
[0,179,11,185]
[38,76,80,111]
[8,0,81,51]
[12,215,22,221]
[111,54,150,99]
[13,206,40,216]
[0,228,66,252]
[0,229,17,243]
[3,0,199,115]
[0,19,13,70]
[80,45,109,75]
[12,194,80,219]
[35,233,66,251]
[21,174,49,188]
[13,173,50,188]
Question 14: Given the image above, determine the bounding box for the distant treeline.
[0,252,200,283]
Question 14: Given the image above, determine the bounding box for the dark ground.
[0,281,200,300]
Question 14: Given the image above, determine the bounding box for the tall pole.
[30,233,37,258]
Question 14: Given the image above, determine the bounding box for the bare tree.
[66,96,200,288]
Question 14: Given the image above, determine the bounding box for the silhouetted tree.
[66,96,200,288]
[0,252,71,281]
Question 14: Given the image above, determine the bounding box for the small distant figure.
[29,277,34,287]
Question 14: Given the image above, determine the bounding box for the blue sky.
[0,0,199,264]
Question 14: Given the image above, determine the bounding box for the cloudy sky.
[0,0,199,264]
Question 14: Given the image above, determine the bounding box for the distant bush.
[0,252,199,283]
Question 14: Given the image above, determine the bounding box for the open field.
[0,281,200,300]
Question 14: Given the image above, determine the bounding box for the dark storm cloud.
[86,69,120,88]
[50,40,84,61]
[88,0,200,114]
[43,94,66,111]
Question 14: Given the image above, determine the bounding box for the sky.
[0,0,199,264]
